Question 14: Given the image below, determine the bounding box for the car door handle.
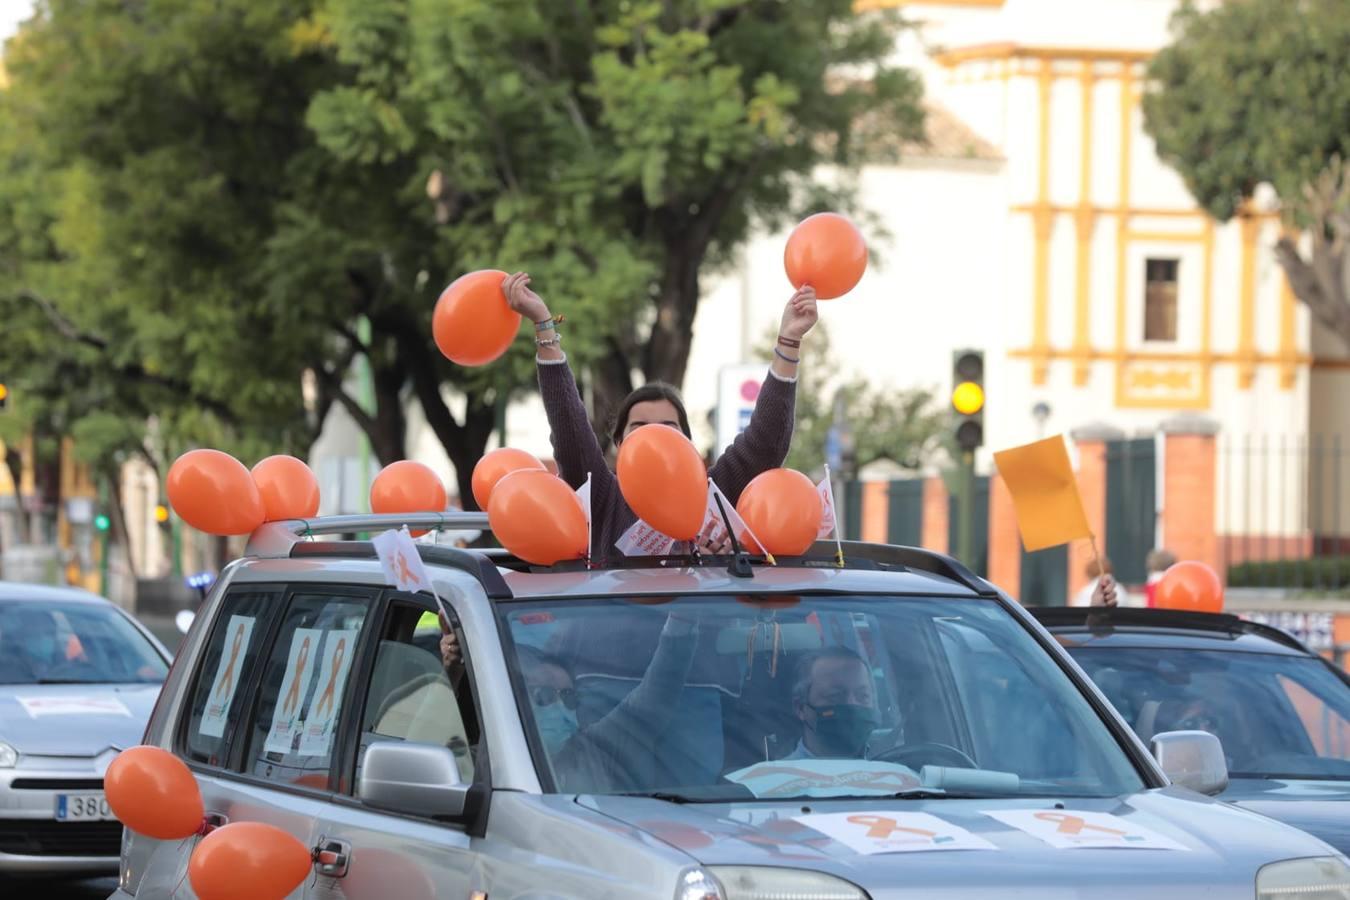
[313,835,351,878]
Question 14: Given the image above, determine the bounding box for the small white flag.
[817,474,838,540]
[699,479,768,555]
[577,474,593,559]
[616,519,676,557]
[373,527,434,593]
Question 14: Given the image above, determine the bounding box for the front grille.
[0,820,123,857]
[9,778,104,790]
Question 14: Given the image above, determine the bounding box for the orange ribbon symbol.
[214,625,246,701]
[313,639,347,720]
[396,550,417,586]
[1034,812,1133,839]
[847,815,947,843]
[281,637,311,718]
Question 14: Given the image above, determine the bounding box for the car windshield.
[0,600,167,685]
[1068,646,1350,781]
[497,593,1144,801]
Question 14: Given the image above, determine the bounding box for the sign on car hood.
[580,789,1334,897]
[0,684,158,757]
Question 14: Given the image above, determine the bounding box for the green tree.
[1,0,923,509]
[783,325,945,478]
[1142,0,1350,349]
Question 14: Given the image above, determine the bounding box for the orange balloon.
[250,455,320,521]
[783,212,868,300]
[471,448,545,510]
[616,425,708,541]
[432,269,522,366]
[487,469,588,565]
[167,449,266,536]
[737,468,824,557]
[1154,561,1224,613]
[188,821,313,900]
[105,746,204,840]
[371,461,447,537]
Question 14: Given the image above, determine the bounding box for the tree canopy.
[1142,0,1350,349]
[0,0,923,510]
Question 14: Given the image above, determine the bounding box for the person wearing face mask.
[516,612,700,792]
[786,646,881,760]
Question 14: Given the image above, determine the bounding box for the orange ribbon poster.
[983,809,1188,850]
[200,614,256,738]
[298,630,358,757]
[795,811,995,855]
[992,435,1094,552]
[264,627,323,755]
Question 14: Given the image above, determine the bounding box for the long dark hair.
[609,382,692,447]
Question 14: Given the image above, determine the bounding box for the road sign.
[716,364,767,456]
[826,427,843,472]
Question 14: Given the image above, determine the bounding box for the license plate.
[55,793,113,822]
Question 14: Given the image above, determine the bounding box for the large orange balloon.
[784,212,868,300]
[1154,561,1224,613]
[250,455,320,521]
[471,448,545,510]
[487,469,588,565]
[105,746,204,840]
[737,468,823,557]
[616,425,708,541]
[370,461,448,516]
[167,449,266,536]
[432,269,522,366]
[188,821,313,900]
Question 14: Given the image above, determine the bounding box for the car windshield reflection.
[0,601,168,685]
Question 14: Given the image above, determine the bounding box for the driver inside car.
[785,646,881,759]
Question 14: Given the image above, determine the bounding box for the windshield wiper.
[35,678,97,685]
[612,791,702,804]
[877,788,990,800]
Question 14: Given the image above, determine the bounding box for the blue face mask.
[534,701,578,756]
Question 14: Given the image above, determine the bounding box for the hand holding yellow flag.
[992,435,1094,552]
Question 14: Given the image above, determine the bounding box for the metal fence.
[1218,434,1350,591]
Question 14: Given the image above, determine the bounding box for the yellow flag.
[993,435,1093,552]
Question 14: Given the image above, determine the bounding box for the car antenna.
[713,491,755,579]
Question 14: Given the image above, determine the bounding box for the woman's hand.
[503,272,552,324]
[1091,574,1119,608]
[439,612,463,671]
[779,286,819,341]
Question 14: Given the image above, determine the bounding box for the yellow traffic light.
[154,504,170,524]
[952,381,985,416]
[0,383,8,401]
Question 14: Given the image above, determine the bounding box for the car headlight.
[690,866,868,900]
[1257,857,1350,899]
[0,742,17,768]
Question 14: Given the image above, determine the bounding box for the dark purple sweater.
[538,357,797,559]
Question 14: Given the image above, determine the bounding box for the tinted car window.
[1070,646,1350,779]
[183,590,280,766]
[0,600,166,686]
[243,591,371,791]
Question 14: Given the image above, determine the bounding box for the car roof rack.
[1029,606,1313,654]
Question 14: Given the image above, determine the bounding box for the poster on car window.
[983,809,1188,850]
[724,759,920,799]
[264,628,323,755]
[297,629,358,757]
[199,615,255,738]
[796,811,996,855]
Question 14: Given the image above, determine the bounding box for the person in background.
[1144,548,1178,607]
[502,271,817,560]
[1070,555,1123,608]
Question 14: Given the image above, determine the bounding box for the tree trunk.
[1275,235,1350,353]
[369,357,408,466]
[643,241,702,388]
[443,401,498,512]
[106,468,137,580]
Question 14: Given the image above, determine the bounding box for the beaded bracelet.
[773,347,800,364]
[536,336,562,348]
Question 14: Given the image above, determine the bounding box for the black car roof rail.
[1029,606,1314,655]
[289,541,514,599]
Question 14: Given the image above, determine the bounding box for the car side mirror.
[1152,730,1229,796]
[358,741,468,818]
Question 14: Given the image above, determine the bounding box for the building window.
[1144,258,1179,342]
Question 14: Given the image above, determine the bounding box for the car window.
[498,594,1144,800]
[242,590,372,791]
[0,600,167,686]
[1070,647,1350,780]
[182,590,279,766]
[351,600,481,794]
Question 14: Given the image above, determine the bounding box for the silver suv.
[114,513,1348,899]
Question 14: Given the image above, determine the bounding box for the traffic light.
[951,349,985,453]
[93,513,111,532]
[154,504,170,524]
[0,382,8,412]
